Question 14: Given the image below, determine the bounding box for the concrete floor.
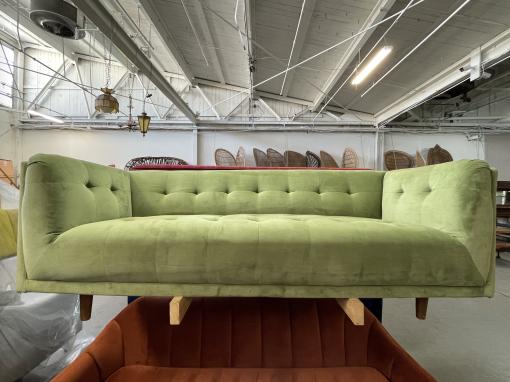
[82,254,510,382]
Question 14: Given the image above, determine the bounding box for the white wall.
[198,131,375,168]
[485,134,510,181]
[0,110,13,162]
[383,133,484,170]
[21,129,194,169]
[10,128,495,176]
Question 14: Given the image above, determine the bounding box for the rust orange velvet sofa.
[52,297,437,382]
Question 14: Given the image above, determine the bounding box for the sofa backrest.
[130,169,385,218]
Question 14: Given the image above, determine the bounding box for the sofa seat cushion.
[28,215,484,288]
[106,366,390,382]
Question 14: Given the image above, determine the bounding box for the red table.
[131,164,372,171]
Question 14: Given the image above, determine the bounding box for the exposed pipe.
[280,0,306,95]
[313,0,416,122]
[111,0,154,50]
[181,0,210,65]
[195,0,427,114]
[234,0,245,50]
[361,0,471,98]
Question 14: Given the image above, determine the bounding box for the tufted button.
[110,187,116,192]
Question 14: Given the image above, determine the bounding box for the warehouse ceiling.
[1,0,510,127]
[100,0,510,119]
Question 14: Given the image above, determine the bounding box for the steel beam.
[280,0,316,97]
[136,0,194,84]
[225,96,249,119]
[196,85,220,119]
[163,85,189,119]
[375,26,510,124]
[74,0,197,123]
[310,0,396,110]
[258,97,281,121]
[75,61,92,117]
[27,59,71,111]
[191,0,225,84]
[136,73,162,119]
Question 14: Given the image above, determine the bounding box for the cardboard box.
[0,159,15,186]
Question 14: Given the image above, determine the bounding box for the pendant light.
[137,69,152,137]
[138,112,150,137]
[95,20,119,114]
[95,87,119,114]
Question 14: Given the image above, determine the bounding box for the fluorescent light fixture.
[27,110,64,123]
[352,46,393,85]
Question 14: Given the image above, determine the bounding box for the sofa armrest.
[18,154,131,286]
[382,160,497,294]
[367,321,437,382]
[53,320,125,382]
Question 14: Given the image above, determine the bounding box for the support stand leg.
[80,295,93,321]
[336,298,364,326]
[416,298,429,320]
[170,297,193,325]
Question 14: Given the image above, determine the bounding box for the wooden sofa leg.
[336,298,364,326]
[80,295,93,321]
[170,297,193,325]
[416,298,428,320]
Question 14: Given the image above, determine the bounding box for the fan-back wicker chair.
[124,156,188,171]
[306,151,322,167]
[384,150,414,171]
[284,151,307,167]
[427,144,453,165]
[416,151,427,167]
[253,148,270,167]
[235,147,247,167]
[342,148,359,168]
[215,149,236,166]
[320,151,339,168]
[267,148,285,167]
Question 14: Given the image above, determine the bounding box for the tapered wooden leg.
[336,298,364,326]
[80,295,93,321]
[416,298,429,320]
[170,297,193,325]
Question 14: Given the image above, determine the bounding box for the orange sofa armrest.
[52,320,124,382]
[367,321,437,382]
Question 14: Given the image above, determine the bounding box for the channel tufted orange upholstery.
[52,297,437,382]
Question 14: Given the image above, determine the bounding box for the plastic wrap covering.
[0,180,19,209]
[0,256,86,382]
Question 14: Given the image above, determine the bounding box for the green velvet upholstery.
[17,154,497,299]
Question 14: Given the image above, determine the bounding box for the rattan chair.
[306,151,322,167]
[384,150,414,171]
[320,151,339,168]
[253,148,270,167]
[427,144,453,165]
[235,147,247,167]
[416,151,427,167]
[124,156,188,171]
[267,148,285,167]
[284,151,307,167]
[215,149,236,166]
[342,148,359,168]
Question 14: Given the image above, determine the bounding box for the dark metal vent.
[30,0,85,39]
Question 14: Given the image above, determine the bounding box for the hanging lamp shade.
[95,88,119,114]
[138,112,150,137]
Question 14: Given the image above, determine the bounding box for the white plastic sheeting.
[0,256,92,382]
[0,181,19,209]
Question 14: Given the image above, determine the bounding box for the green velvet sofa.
[17,154,496,300]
